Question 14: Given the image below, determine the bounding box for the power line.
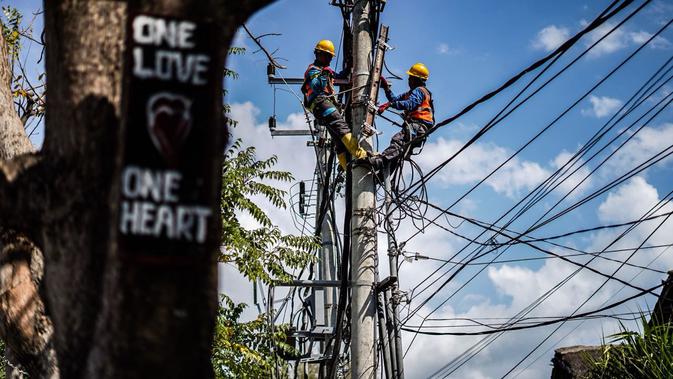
[401,2,667,248]
[500,208,673,378]
[402,282,663,336]
[394,16,671,320]
[403,61,673,324]
[510,243,673,378]
[409,180,673,377]
[395,0,643,202]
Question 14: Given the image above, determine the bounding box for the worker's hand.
[377,102,390,114]
[379,76,390,89]
[322,67,336,77]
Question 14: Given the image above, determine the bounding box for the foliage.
[212,295,295,379]
[0,338,5,379]
[214,40,316,375]
[224,48,246,81]
[0,5,45,129]
[0,5,21,60]
[220,139,318,285]
[228,47,246,55]
[587,315,673,379]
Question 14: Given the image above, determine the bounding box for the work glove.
[377,102,390,115]
[380,76,390,89]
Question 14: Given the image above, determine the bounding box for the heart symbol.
[146,92,193,165]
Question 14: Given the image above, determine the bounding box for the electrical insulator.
[268,116,277,132]
[299,181,306,216]
[267,63,276,77]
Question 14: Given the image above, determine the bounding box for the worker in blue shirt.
[302,40,369,170]
[368,63,434,171]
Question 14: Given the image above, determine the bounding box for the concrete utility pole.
[317,127,337,329]
[350,0,377,377]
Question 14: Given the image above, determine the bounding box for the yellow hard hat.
[315,39,336,56]
[407,63,429,80]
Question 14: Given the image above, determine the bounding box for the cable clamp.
[367,100,378,114]
[378,40,394,51]
[392,289,409,305]
[361,122,382,137]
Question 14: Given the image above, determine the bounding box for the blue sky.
[12,1,673,378]
[227,1,673,378]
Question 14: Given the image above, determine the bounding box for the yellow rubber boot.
[337,153,348,170]
[340,133,368,160]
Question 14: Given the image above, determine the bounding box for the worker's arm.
[379,77,403,103]
[382,82,407,103]
[335,68,349,80]
[389,87,424,111]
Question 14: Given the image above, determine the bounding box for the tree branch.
[242,24,287,69]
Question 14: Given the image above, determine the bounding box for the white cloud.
[585,21,628,57]
[402,175,673,378]
[581,95,623,118]
[416,137,549,197]
[437,42,460,55]
[551,150,593,196]
[532,25,570,52]
[416,139,596,199]
[606,122,673,176]
[581,21,671,57]
[229,102,315,189]
[629,30,671,49]
[598,176,659,224]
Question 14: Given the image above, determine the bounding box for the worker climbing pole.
[369,63,435,173]
[302,39,369,170]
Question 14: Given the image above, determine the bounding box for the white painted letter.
[133,15,155,45]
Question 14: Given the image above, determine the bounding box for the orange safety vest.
[404,86,434,124]
[301,64,335,107]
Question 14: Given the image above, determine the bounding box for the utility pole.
[350,0,378,377]
[384,168,405,378]
[316,126,337,330]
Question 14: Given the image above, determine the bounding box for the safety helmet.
[407,63,429,80]
[315,39,336,56]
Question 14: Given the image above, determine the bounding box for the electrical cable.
[402,282,664,336]
[401,28,673,315]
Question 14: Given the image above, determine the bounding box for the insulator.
[299,181,306,216]
[268,115,277,131]
[267,63,276,77]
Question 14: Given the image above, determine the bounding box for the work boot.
[340,133,368,160]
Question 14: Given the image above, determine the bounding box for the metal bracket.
[376,276,398,292]
[360,122,382,138]
[378,40,394,51]
[367,100,378,114]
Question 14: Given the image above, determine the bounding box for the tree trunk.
[0,27,59,378]
[0,1,276,378]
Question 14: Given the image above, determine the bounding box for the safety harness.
[301,63,336,112]
[403,86,435,125]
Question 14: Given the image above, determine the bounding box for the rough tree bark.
[0,1,276,378]
[0,28,58,378]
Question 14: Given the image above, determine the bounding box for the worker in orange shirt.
[302,40,369,170]
[370,63,434,172]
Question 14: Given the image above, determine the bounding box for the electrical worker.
[302,39,369,170]
[368,63,434,171]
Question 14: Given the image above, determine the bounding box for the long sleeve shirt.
[304,62,348,116]
[384,86,433,126]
